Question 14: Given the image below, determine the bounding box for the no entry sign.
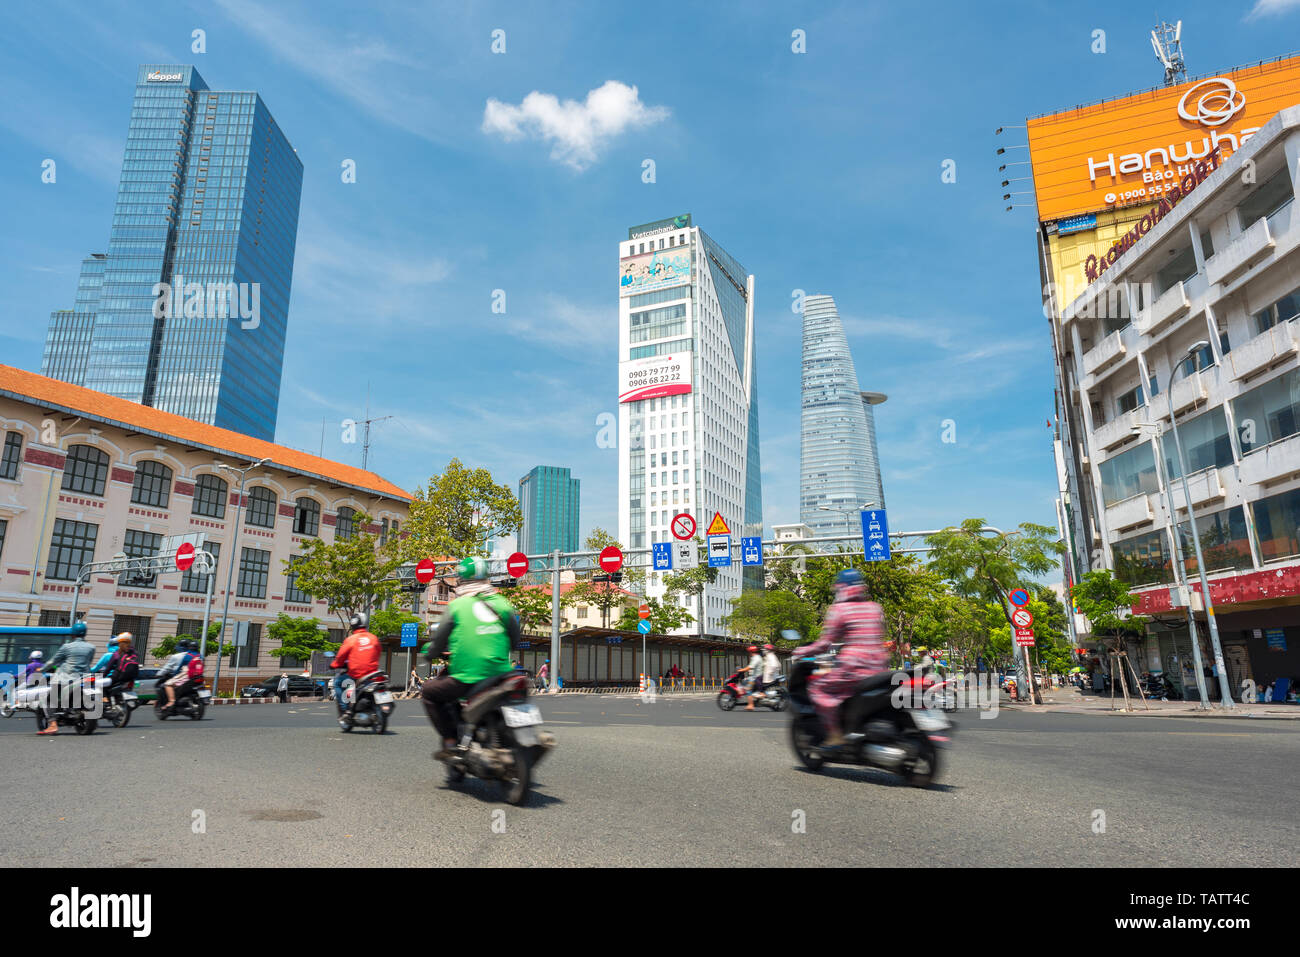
[671,513,696,541]
[415,558,436,584]
[506,552,529,578]
[638,603,651,620]
[174,542,195,572]
[599,546,624,573]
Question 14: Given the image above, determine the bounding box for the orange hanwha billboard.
[1027,55,1300,224]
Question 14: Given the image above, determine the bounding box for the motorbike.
[438,670,556,805]
[717,669,788,711]
[155,676,209,720]
[102,684,139,728]
[786,647,950,788]
[1142,672,1180,700]
[9,673,107,734]
[337,670,395,734]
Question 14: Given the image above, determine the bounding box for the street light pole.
[1166,344,1234,708]
[1133,421,1210,709]
[211,458,268,697]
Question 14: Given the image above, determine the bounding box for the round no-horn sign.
[507,552,530,578]
[414,558,436,584]
[1011,608,1034,629]
[175,542,195,572]
[599,546,624,573]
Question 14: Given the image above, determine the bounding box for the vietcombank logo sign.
[1026,55,1300,222]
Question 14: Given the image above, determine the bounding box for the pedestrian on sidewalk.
[277,673,289,703]
[536,659,549,693]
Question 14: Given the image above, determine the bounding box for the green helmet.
[456,556,489,581]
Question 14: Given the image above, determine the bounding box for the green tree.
[1071,569,1147,653]
[567,579,633,629]
[151,622,233,661]
[511,585,556,635]
[662,538,718,635]
[288,510,403,631]
[613,596,693,633]
[722,589,820,647]
[265,614,340,665]
[582,527,645,593]
[403,459,522,560]
[925,519,1064,701]
[368,608,421,640]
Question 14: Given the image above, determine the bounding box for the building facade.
[798,294,887,536]
[1034,63,1300,700]
[616,214,763,634]
[0,364,409,686]
[41,65,303,442]
[518,466,580,556]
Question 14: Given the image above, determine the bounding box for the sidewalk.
[1003,687,1300,720]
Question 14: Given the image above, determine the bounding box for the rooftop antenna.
[1151,18,1186,87]
[359,383,393,472]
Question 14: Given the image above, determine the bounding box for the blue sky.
[3,0,1299,552]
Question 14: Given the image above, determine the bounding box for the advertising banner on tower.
[619,249,692,296]
[1026,56,1300,223]
[618,351,693,404]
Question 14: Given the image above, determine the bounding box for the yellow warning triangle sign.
[706,512,731,535]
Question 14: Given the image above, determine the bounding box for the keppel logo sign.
[147,71,183,82]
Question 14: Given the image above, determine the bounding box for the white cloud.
[482,81,669,170]
[505,294,612,354]
[1246,0,1300,20]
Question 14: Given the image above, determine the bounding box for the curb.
[1002,703,1300,720]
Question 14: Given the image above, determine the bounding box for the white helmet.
[29,651,43,660]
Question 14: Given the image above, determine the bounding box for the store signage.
[1083,147,1222,283]
[628,214,691,239]
[1053,213,1097,236]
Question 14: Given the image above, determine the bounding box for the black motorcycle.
[155,677,208,720]
[102,684,139,728]
[1142,672,1180,700]
[787,651,950,788]
[438,671,556,805]
[337,670,394,734]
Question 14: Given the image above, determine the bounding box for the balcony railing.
[1162,365,1213,419]
[1229,319,1299,382]
[1238,432,1300,488]
[1092,407,1144,453]
[1168,467,1226,513]
[1105,492,1155,532]
[1206,217,1275,287]
[1137,280,1190,337]
[1082,325,1133,378]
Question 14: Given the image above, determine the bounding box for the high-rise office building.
[518,466,581,556]
[799,294,887,537]
[617,214,763,634]
[41,65,303,441]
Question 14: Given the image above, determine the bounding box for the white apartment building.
[617,214,763,634]
[1050,105,1300,697]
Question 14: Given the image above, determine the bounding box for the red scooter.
[717,669,788,711]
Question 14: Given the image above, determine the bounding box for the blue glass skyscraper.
[799,294,886,536]
[41,65,303,441]
[518,466,581,555]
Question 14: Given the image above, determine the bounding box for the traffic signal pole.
[549,548,562,693]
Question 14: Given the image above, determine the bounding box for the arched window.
[61,445,110,496]
[336,506,356,540]
[294,497,320,536]
[245,486,278,528]
[192,473,228,519]
[131,461,173,508]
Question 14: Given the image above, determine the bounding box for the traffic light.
[593,573,623,584]
[491,577,517,589]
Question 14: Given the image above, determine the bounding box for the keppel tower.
[617,214,762,635]
[799,294,886,537]
[518,466,581,556]
[41,65,303,441]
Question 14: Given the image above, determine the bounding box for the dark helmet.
[835,569,863,586]
[349,612,369,632]
[178,638,198,652]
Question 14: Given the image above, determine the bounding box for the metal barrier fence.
[546,678,724,695]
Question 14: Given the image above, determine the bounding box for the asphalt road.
[2,693,1295,867]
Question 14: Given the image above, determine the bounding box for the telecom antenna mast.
[1151,19,1186,87]
[359,386,393,472]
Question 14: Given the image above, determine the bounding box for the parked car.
[240,676,327,698]
[133,668,162,702]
